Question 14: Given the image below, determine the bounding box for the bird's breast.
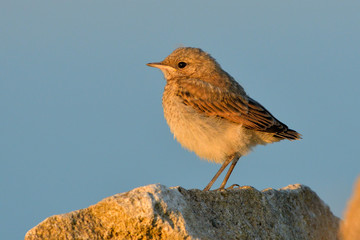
[162,85,257,163]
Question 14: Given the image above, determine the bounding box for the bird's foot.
[205,184,241,191]
[226,184,241,190]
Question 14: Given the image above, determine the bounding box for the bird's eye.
[178,62,187,68]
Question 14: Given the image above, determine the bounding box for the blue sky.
[1,1,360,239]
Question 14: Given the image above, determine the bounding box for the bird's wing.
[176,79,289,133]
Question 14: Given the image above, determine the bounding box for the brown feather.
[176,78,301,140]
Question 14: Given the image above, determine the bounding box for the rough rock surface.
[25,184,339,240]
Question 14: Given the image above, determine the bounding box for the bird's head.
[147,47,231,88]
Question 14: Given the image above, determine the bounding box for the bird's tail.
[274,129,302,141]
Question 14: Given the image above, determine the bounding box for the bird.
[147,47,301,191]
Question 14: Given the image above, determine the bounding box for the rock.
[340,177,360,240]
[25,184,339,240]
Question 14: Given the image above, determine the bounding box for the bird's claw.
[227,184,240,190]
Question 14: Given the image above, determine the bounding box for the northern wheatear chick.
[147,47,301,191]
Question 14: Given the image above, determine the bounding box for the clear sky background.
[1,1,359,239]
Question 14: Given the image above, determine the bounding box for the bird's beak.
[146,62,163,68]
[147,62,175,72]
[147,61,177,80]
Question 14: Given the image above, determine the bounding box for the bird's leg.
[203,155,235,191]
[218,158,239,190]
